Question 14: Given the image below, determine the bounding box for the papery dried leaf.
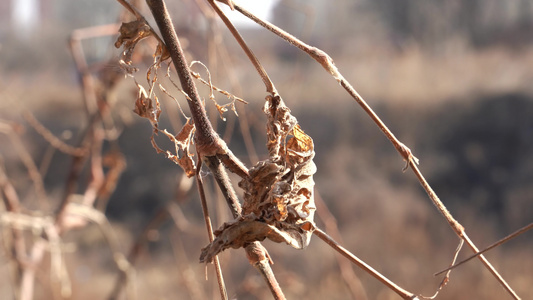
[175,119,195,147]
[115,20,152,67]
[155,42,170,62]
[135,80,196,177]
[287,125,313,154]
[200,217,312,263]
[201,95,317,262]
[133,84,161,130]
[148,122,197,178]
[160,120,197,177]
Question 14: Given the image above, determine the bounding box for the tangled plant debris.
[200,94,316,263]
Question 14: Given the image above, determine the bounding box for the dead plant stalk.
[143,0,285,299]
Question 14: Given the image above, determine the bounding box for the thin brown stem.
[0,122,48,210]
[420,239,464,300]
[204,156,241,218]
[0,161,27,287]
[206,0,277,95]
[409,162,520,299]
[203,157,285,300]
[146,0,218,150]
[23,112,87,157]
[234,3,413,164]
[146,0,246,178]
[196,158,228,300]
[117,0,143,19]
[313,227,417,300]
[315,192,368,300]
[246,242,285,300]
[107,207,169,300]
[436,222,533,276]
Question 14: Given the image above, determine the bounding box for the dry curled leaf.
[162,120,197,177]
[133,81,196,177]
[133,84,161,130]
[200,95,316,263]
[149,120,197,178]
[115,20,152,73]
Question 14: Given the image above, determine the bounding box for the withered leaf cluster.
[132,83,197,178]
[200,95,316,263]
[116,22,197,178]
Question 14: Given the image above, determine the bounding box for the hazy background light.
[12,0,39,37]
[221,0,280,28]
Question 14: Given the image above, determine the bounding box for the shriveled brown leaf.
[133,84,161,130]
[155,41,170,62]
[200,216,312,263]
[133,81,196,177]
[115,20,152,69]
[201,95,317,263]
[148,121,197,178]
[160,120,197,177]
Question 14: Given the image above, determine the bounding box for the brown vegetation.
[0,0,532,299]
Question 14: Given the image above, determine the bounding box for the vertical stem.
[206,0,277,95]
[205,156,286,299]
[245,242,285,300]
[204,156,241,218]
[145,1,231,298]
[196,159,228,300]
[146,0,220,153]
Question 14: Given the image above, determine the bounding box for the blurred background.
[1,0,532,299]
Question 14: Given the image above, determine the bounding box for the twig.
[246,242,285,300]
[195,158,228,300]
[435,222,533,276]
[313,226,417,300]
[168,222,206,299]
[204,156,241,218]
[315,192,368,300]
[0,161,27,287]
[23,112,87,157]
[206,0,277,96]
[420,239,464,300]
[409,164,520,299]
[110,177,196,300]
[0,121,48,209]
[108,206,169,300]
